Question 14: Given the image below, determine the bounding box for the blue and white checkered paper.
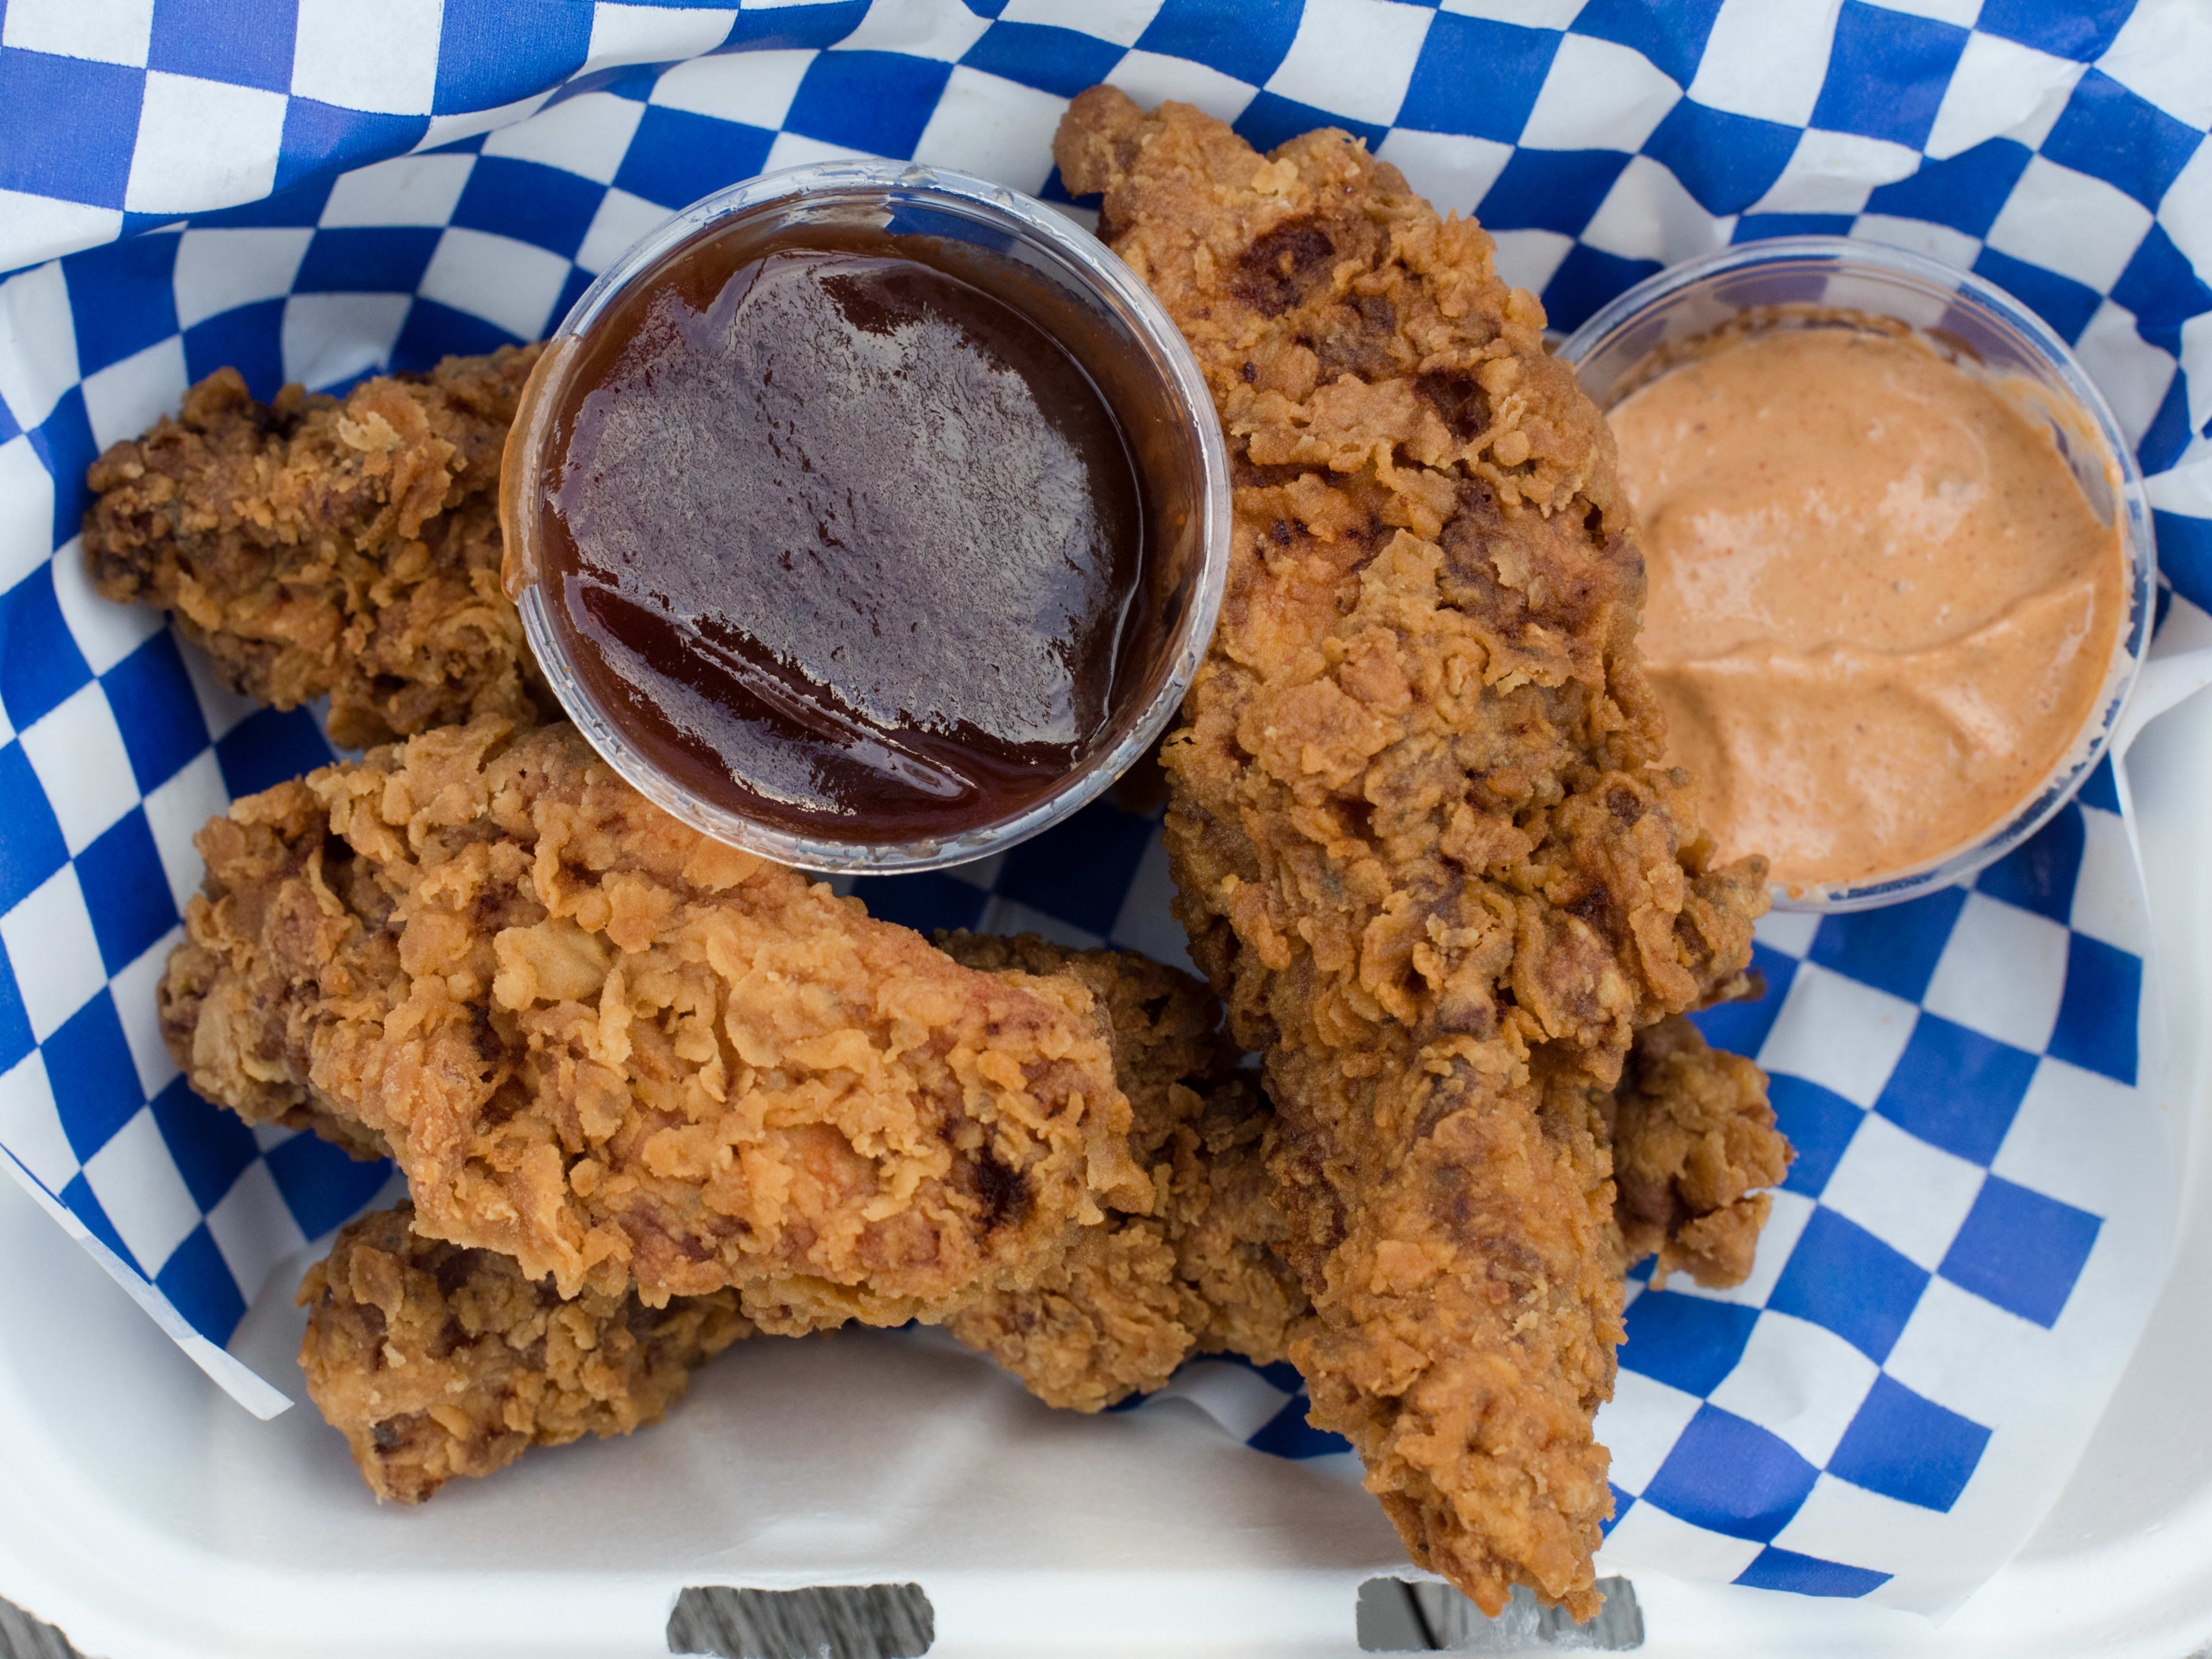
[2,0,2210,1618]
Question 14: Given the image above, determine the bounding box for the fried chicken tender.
[296,934,1291,1497]
[162,715,1145,1322]
[294,949,1780,1498]
[1056,89,1768,1616]
[84,351,542,748]
[298,1203,751,1502]
[934,947,1781,1414]
[1608,1015,1791,1287]
[932,934,1304,1408]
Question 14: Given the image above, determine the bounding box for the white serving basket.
[0,685,2205,1659]
[4,2,2212,1650]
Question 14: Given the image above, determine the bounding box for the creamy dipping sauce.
[1609,325,2126,890]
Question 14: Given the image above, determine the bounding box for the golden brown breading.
[1056,89,1768,1617]
[84,351,542,748]
[1157,1075,1310,1365]
[939,1078,1308,1410]
[295,935,1291,1494]
[1537,1011,1786,1287]
[931,934,1303,1408]
[161,716,1145,1321]
[934,931,1233,1158]
[298,1203,751,1502]
[932,987,1783,1411]
[294,952,1777,1495]
[1608,1015,1791,1287]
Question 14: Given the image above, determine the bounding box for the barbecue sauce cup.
[501,161,1230,874]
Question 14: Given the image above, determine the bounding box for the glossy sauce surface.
[1611,326,2125,889]
[537,221,1147,841]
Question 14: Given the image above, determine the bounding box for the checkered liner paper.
[2,0,2211,1619]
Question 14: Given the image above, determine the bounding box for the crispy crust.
[1056,88,1768,1616]
[298,1203,751,1502]
[933,934,1305,1407]
[1608,1016,1791,1287]
[297,935,1296,1496]
[298,1001,1780,1500]
[162,717,1145,1317]
[84,351,543,748]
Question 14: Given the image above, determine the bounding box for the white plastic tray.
[1,684,2207,1659]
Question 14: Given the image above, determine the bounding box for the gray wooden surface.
[0,1587,943,1659]
[669,1585,935,1657]
[2,1575,1642,1656]
[2,1587,945,1659]
[2,1589,945,1659]
[0,1599,79,1659]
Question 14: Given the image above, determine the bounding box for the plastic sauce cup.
[1559,236,2156,913]
[501,160,1230,875]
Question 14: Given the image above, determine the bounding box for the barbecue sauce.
[532,220,1150,842]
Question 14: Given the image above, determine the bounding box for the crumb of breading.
[1609,1016,1791,1287]
[84,351,543,748]
[299,1203,751,1502]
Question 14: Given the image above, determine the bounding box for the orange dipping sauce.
[1609,325,2126,891]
